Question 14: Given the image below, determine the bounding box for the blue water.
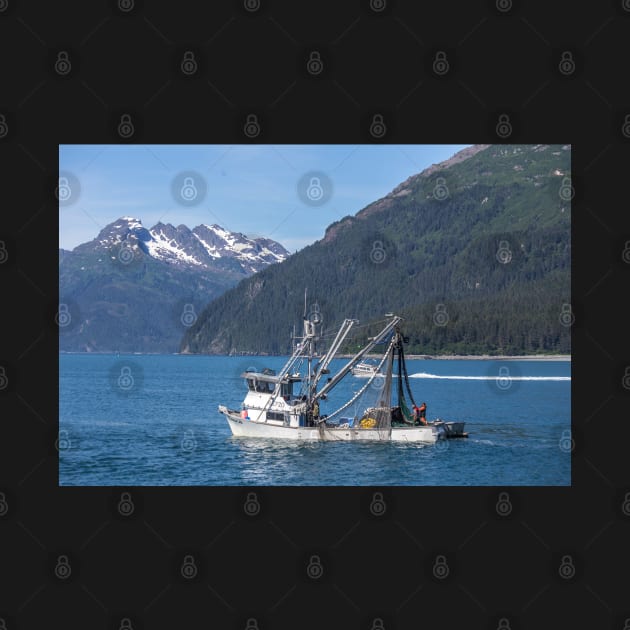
[59,354,571,486]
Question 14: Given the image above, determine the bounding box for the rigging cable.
[320,335,396,422]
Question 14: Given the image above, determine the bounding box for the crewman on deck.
[413,402,427,425]
[312,400,320,420]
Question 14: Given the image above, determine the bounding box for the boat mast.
[304,310,321,397]
[304,288,312,390]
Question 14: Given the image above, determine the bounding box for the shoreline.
[342,354,571,361]
[60,351,571,361]
[398,354,570,361]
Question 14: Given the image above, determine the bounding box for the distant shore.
[341,353,571,361]
[402,354,569,361]
[60,351,571,361]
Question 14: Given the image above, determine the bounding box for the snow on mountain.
[144,226,204,267]
[191,224,287,273]
[77,217,289,274]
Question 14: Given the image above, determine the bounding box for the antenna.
[303,287,307,319]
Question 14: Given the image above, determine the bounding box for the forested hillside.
[181,144,571,356]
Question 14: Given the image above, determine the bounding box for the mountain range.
[59,218,289,352]
[72,217,288,273]
[181,144,571,356]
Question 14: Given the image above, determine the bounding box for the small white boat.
[351,361,381,377]
[218,312,466,444]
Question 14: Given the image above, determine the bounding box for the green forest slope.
[181,144,571,356]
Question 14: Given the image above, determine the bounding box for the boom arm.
[309,318,357,396]
[313,316,402,401]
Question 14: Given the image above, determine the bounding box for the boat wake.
[408,372,570,381]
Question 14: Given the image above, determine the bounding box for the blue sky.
[59,144,472,252]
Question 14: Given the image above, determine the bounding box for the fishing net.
[352,346,393,438]
[320,335,394,439]
[393,333,420,425]
[346,328,421,431]
[318,326,421,439]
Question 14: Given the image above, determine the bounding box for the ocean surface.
[59,354,571,486]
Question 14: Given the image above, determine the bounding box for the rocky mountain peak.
[73,217,289,274]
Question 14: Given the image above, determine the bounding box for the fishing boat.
[218,313,466,443]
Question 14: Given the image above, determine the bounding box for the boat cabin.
[242,368,301,397]
[241,368,307,427]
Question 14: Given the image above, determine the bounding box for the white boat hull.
[220,408,445,443]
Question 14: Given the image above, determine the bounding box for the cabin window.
[267,411,285,422]
[246,379,255,391]
[281,382,293,398]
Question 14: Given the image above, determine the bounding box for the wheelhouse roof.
[241,371,302,383]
